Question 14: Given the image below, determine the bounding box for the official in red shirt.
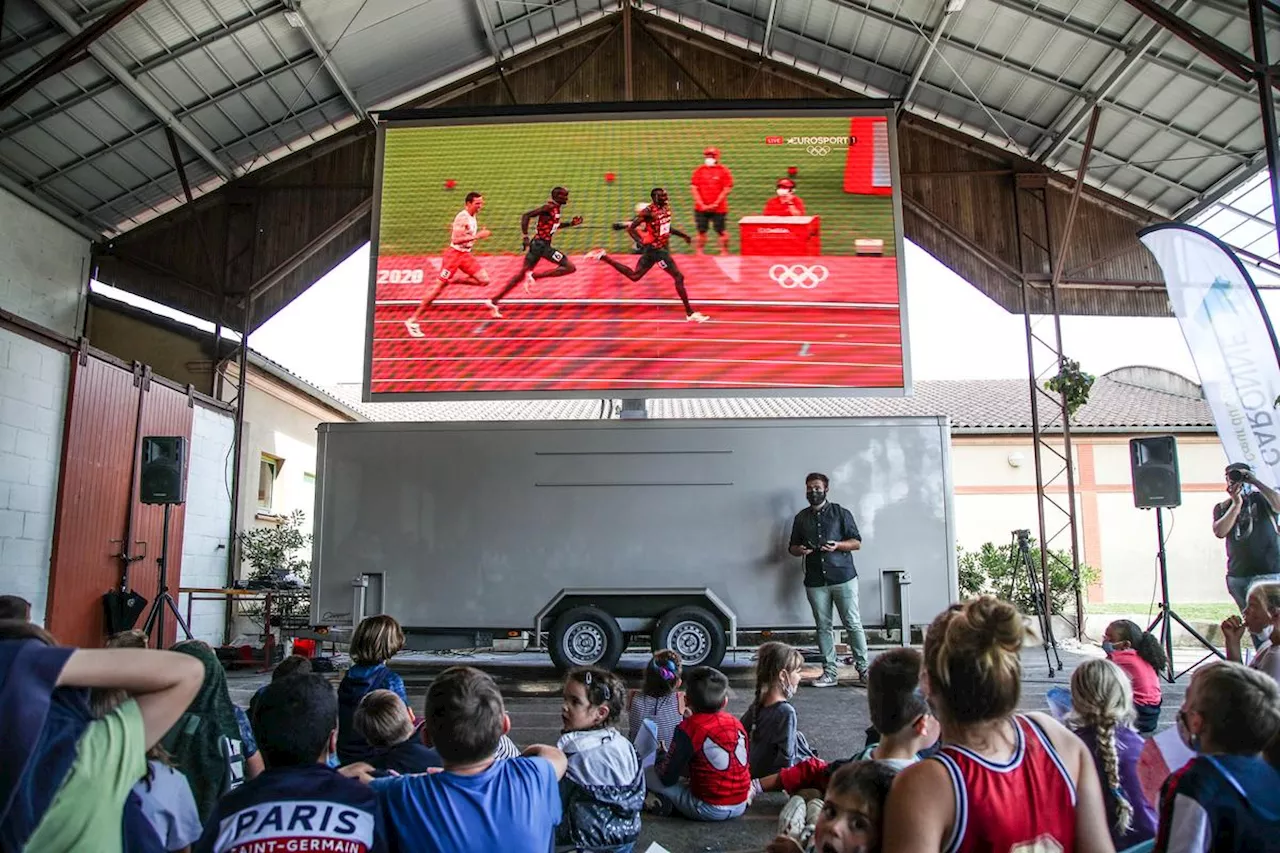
[763,178,807,216]
[690,146,734,255]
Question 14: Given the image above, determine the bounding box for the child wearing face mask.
[1102,619,1166,734]
[556,667,644,853]
[741,642,818,778]
[766,761,898,853]
[1154,661,1280,853]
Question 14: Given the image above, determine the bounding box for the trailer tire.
[549,606,625,671]
[652,606,726,669]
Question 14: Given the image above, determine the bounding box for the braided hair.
[1067,658,1135,836]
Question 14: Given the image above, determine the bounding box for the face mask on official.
[777,188,791,197]
[704,157,717,167]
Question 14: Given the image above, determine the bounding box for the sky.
[241,239,1280,390]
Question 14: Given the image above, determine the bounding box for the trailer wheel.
[549,606,625,671]
[652,606,726,668]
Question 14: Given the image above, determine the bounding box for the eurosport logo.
[770,264,829,289]
[764,135,853,157]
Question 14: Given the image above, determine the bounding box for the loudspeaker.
[1130,436,1181,509]
[140,436,187,505]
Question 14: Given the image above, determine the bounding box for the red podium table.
[738,215,821,256]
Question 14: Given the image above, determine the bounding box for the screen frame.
[364,99,911,403]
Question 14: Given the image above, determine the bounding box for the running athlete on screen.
[485,186,584,318]
[403,191,491,338]
[586,188,710,323]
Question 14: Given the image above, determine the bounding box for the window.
[258,454,282,509]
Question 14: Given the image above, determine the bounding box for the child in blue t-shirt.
[194,673,383,853]
[338,615,411,764]
[371,665,567,853]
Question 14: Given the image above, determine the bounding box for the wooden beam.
[623,0,633,101]
[544,23,621,103]
[241,197,372,304]
[632,14,713,97]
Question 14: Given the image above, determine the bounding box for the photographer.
[1213,462,1280,642]
[788,473,868,687]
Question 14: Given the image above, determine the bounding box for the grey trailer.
[310,417,957,670]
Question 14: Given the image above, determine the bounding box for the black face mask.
[806,490,826,506]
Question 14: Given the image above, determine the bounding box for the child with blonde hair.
[338,614,410,764]
[1067,658,1157,848]
[741,641,816,777]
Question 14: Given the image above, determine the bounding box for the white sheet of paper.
[643,845,672,853]
[1153,724,1195,773]
[634,718,659,770]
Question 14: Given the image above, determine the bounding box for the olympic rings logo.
[770,264,829,288]
[807,146,830,157]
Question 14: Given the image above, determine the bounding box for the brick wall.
[178,405,235,643]
[0,329,69,625]
[0,187,90,338]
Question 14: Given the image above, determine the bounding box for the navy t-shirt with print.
[194,763,382,853]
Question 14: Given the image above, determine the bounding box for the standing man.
[788,473,868,687]
[404,191,491,337]
[690,147,733,255]
[1213,462,1280,643]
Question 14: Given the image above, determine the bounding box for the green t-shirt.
[26,699,146,853]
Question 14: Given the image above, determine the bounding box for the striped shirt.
[628,692,682,747]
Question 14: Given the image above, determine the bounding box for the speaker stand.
[142,503,194,648]
[1144,506,1223,682]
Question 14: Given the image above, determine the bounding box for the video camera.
[1012,529,1032,541]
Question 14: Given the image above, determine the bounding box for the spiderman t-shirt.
[656,711,751,806]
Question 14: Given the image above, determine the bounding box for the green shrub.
[957,537,1096,616]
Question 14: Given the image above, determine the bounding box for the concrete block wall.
[0,329,69,625]
[179,405,234,643]
[0,186,91,337]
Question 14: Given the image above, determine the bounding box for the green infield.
[377,116,899,257]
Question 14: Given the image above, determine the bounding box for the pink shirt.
[1109,648,1162,705]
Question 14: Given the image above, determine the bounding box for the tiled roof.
[326,367,1214,433]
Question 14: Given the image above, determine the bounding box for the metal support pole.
[623,0,634,101]
[1249,0,1280,259]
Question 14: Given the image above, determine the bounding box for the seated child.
[338,614,411,763]
[194,673,381,853]
[766,761,898,853]
[628,649,686,750]
[1153,662,1280,853]
[249,653,312,723]
[753,648,936,803]
[742,641,817,777]
[372,665,567,853]
[91,687,202,852]
[0,621,203,853]
[1066,658,1157,849]
[1103,619,1165,734]
[354,688,442,775]
[556,667,643,853]
[646,666,752,821]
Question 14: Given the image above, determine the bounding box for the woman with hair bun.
[883,596,1114,853]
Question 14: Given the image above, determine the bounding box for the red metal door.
[47,356,192,648]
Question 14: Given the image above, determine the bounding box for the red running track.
[371,253,903,394]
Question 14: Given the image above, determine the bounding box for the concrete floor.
[227,644,1194,853]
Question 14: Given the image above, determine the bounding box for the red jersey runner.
[534,203,562,241]
[641,204,673,249]
[934,715,1077,853]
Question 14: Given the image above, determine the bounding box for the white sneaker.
[584,248,607,260]
[686,311,710,323]
[809,673,838,688]
[484,300,503,318]
[404,319,424,338]
[778,795,807,839]
[803,797,824,839]
[522,271,536,293]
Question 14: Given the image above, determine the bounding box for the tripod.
[1008,529,1063,673]
[142,503,194,649]
[1144,506,1223,682]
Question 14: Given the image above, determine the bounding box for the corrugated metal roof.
[0,0,1274,263]
[323,365,1215,431]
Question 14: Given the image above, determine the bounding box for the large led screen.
[366,104,908,399]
